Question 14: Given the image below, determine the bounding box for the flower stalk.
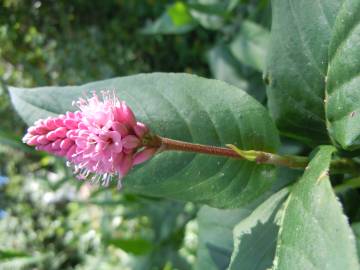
[143,134,360,175]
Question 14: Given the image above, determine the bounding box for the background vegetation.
[1,0,336,269]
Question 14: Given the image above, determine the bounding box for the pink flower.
[22,111,82,160]
[23,91,156,189]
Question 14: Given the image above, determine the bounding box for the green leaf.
[208,45,249,92]
[195,205,253,270]
[272,146,360,270]
[188,0,233,30]
[352,223,360,260]
[207,44,266,101]
[229,20,270,72]
[0,253,49,270]
[228,188,289,270]
[0,130,39,154]
[267,0,360,149]
[0,249,28,260]
[9,73,280,208]
[106,238,153,255]
[195,167,300,270]
[326,0,360,150]
[168,1,194,26]
[141,2,197,35]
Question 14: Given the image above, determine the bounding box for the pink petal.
[75,111,82,119]
[37,135,49,145]
[27,126,37,135]
[60,138,73,150]
[75,138,87,148]
[112,122,129,137]
[56,148,67,157]
[78,122,88,130]
[115,102,136,127]
[113,153,124,168]
[54,118,64,127]
[134,122,148,138]
[45,118,57,130]
[95,142,105,152]
[66,130,78,139]
[22,133,32,143]
[51,139,62,150]
[54,127,67,138]
[42,144,54,152]
[66,112,75,119]
[64,119,78,129]
[118,154,133,177]
[133,148,156,165]
[94,111,109,126]
[35,126,48,135]
[46,130,58,141]
[108,131,122,153]
[122,135,140,149]
[66,145,76,160]
[123,148,134,154]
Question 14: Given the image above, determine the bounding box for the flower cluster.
[23,91,156,188]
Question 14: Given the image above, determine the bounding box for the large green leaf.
[8,73,279,208]
[272,146,360,270]
[326,0,360,150]
[266,0,360,147]
[228,188,288,270]
[195,205,253,270]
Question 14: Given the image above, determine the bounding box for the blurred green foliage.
[0,0,272,269]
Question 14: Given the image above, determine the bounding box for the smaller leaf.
[106,238,153,256]
[188,0,229,30]
[195,206,253,270]
[141,2,197,35]
[352,223,360,260]
[229,20,270,72]
[207,45,248,91]
[228,188,289,270]
[168,1,194,26]
[207,44,265,101]
[272,146,360,270]
[0,249,28,260]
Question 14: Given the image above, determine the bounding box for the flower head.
[23,91,156,188]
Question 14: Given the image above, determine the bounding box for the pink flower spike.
[133,148,157,165]
[23,91,155,189]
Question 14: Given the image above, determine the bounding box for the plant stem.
[150,136,240,158]
[142,134,360,174]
